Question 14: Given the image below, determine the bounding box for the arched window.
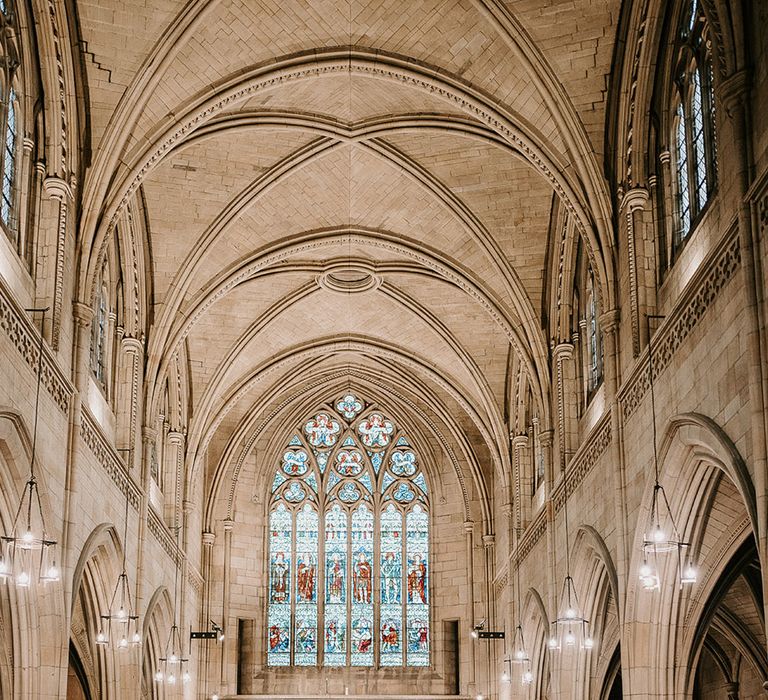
[90,258,110,386]
[671,0,717,244]
[585,267,602,394]
[0,3,20,242]
[267,394,430,668]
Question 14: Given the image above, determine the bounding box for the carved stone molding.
[618,224,741,421]
[0,280,72,413]
[80,409,141,510]
[147,508,182,567]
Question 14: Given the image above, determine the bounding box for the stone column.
[725,681,740,699]
[553,342,576,470]
[511,435,529,529]
[482,534,496,699]
[464,520,476,689]
[201,531,216,697]
[166,430,185,528]
[120,336,144,465]
[42,176,73,350]
[721,70,768,629]
[620,186,652,356]
[221,518,235,695]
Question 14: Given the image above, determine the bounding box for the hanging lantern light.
[97,449,141,648]
[0,309,59,587]
[155,527,191,690]
[639,316,697,591]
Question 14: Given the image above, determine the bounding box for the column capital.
[43,175,72,201]
[182,499,195,514]
[482,534,495,549]
[599,309,620,334]
[121,335,144,355]
[511,434,529,449]
[223,518,235,532]
[552,342,574,360]
[717,69,750,117]
[620,186,649,213]
[538,429,554,448]
[73,301,94,328]
[463,520,474,534]
[658,149,671,166]
[167,430,186,446]
[142,425,157,443]
[202,531,216,547]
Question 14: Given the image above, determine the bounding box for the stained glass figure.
[295,504,318,665]
[380,504,403,666]
[305,413,341,448]
[283,450,309,475]
[351,504,374,666]
[406,505,429,667]
[268,400,429,668]
[267,505,292,666]
[357,413,394,449]
[324,505,347,666]
[336,394,364,420]
[391,451,417,476]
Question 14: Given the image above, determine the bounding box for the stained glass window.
[266,395,430,667]
[1,89,15,227]
[670,0,717,246]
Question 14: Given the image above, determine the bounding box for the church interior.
[0,0,766,698]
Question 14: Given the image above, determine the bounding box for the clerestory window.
[267,394,430,668]
[671,0,717,246]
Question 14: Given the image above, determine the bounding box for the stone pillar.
[553,342,576,470]
[119,336,144,466]
[201,531,216,698]
[464,520,476,689]
[511,434,529,528]
[620,186,652,356]
[725,681,740,699]
[221,518,235,695]
[721,70,768,631]
[166,430,185,528]
[72,302,93,394]
[482,534,496,699]
[42,176,73,350]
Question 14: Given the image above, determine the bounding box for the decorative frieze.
[618,224,741,421]
[147,508,183,568]
[0,281,72,413]
[80,410,140,510]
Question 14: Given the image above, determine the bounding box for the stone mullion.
[16,137,33,260]
[658,150,676,268]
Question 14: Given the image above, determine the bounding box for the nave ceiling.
[73,0,620,513]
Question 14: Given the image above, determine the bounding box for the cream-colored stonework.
[0,1,764,699]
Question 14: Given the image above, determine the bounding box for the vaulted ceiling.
[75,0,620,503]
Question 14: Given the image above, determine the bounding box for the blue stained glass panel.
[305,413,341,448]
[413,473,427,494]
[317,452,328,473]
[381,472,395,494]
[342,436,356,447]
[358,413,394,450]
[325,505,347,666]
[394,483,415,503]
[272,473,287,493]
[359,472,372,493]
[381,505,403,666]
[406,505,429,666]
[267,505,292,666]
[326,472,340,493]
[306,473,318,493]
[391,451,417,476]
[284,482,306,503]
[339,483,361,503]
[396,436,410,447]
[289,435,303,446]
[336,394,363,420]
[351,505,374,666]
[295,504,318,665]
[371,452,383,473]
[282,450,309,475]
[335,449,364,476]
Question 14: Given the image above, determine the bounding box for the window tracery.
[267,395,430,668]
[670,0,718,246]
[0,2,21,246]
